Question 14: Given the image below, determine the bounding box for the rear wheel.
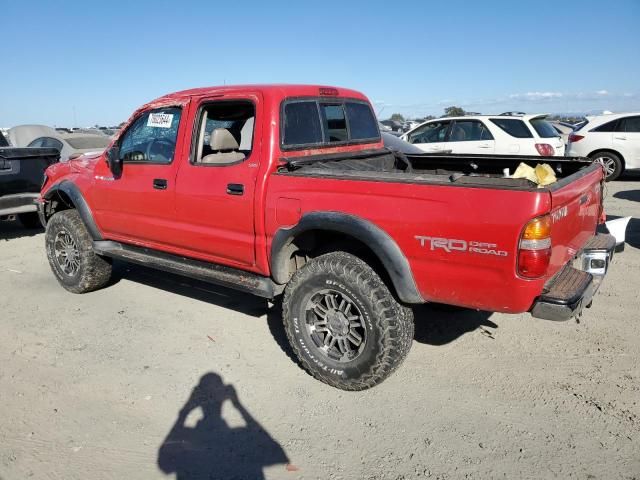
[18,212,42,229]
[282,251,414,390]
[45,209,112,293]
[590,151,623,181]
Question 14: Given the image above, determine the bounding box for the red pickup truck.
[38,85,616,390]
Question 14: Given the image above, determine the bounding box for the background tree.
[390,113,405,122]
[444,106,466,117]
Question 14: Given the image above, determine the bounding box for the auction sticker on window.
[147,113,174,128]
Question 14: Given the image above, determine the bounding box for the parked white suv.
[401,114,565,157]
[566,112,640,181]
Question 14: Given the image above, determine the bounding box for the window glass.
[0,132,9,147]
[322,104,348,142]
[119,107,182,163]
[529,118,559,138]
[619,116,640,133]
[449,120,494,142]
[592,120,618,132]
[407,121,450,144]
[489,118,533,138]
[283,101,323,146]
[345,102,379,140]
[27,138,44,148]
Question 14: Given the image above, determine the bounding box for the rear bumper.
[530,233,616,321]
[0,193,39,216]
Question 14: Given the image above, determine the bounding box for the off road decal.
[415,236,508,257]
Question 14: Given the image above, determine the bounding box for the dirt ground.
[1,177,638,480]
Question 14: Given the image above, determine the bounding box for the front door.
[95,106,186,247]
[405,120,451,153]
[173,95,260,267]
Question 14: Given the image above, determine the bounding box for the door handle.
[153,178,168,190]
[478,143,491,148]
[226,183,244,195]
[614,136,627,140]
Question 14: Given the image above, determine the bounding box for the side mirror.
[106,146,122,178]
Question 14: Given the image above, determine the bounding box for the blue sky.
[2,0,639,126]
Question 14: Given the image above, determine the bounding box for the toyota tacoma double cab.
[38,85,616,390]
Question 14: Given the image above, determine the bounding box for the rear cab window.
[489,118,533,138]
[281,98,379,149]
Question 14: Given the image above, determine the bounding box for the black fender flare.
[43,181,103,240]
[270,211,424,304]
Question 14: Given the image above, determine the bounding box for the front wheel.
[590,151,623,181]
[45,209,112,293]
[282,251,414,390]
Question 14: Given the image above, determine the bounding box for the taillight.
[568,133,584,143]
[518,215,552,278]
[535,143,555,156]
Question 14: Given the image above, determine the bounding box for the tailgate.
[0,148,59,196]
[546,163,604,276]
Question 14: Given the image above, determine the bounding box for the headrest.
[209,128,239,151]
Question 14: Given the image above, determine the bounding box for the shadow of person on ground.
[605,214,640,250]
[158,372,288,480]
[0,218,43,241]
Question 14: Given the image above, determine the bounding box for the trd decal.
[415,236,508,257]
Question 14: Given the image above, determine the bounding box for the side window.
[41,137,64,151]
[27,137,44,148]
[489,118,533,138]
[449,120,494,142]
[619,116,640,133]
[407,121,450,144]
[119,107,182,163]
[283,101,323,146]
[592,120,618,132]
[193,100,255,165]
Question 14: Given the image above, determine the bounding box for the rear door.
[447,119,495,154]
[614,115,640,166]
[172,93,261,267]
[404,120,451,153]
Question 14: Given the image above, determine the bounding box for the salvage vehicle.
[38,85,616,390]
[566,112,640,181]
[402,113,565,156]
[1,131,59,227]
[8,125,111,162]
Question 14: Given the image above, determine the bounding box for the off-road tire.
[589,151,623,181]
[282,251,414,390]
[18,212,42,229]
[45,209,112,293]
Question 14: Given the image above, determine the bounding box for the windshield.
[530,118,559,138]
[0,131,8,147]
[65,136,111,150]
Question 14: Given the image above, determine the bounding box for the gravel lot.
[1,177,638,480]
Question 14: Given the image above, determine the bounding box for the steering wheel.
[146,138,176,162]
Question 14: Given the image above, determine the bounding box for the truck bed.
[284,149,597,191]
